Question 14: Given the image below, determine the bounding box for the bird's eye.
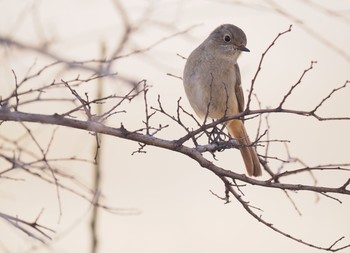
[224,34,231,42]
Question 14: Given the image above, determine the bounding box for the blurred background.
[0,0,350,252]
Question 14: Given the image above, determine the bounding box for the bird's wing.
[234,63,245,113]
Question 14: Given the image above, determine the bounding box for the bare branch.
[277,61,317,109]
[246,24,292,109]
[265,0,350,62]
[0,211,55,243]
[310,80,350,114]
[1,110,349,198]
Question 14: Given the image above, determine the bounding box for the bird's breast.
[183,48,239,119]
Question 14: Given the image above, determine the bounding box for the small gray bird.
[183,24,262,177]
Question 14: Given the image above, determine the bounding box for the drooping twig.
[222,176,350,252]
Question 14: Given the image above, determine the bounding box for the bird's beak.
[238,45,250,52]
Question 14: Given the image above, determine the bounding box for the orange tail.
[226,120,262,177]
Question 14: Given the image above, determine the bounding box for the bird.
[183,24,262,177]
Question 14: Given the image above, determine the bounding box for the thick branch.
[1,110,349,196]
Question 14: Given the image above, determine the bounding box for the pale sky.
[1,1,350,253]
